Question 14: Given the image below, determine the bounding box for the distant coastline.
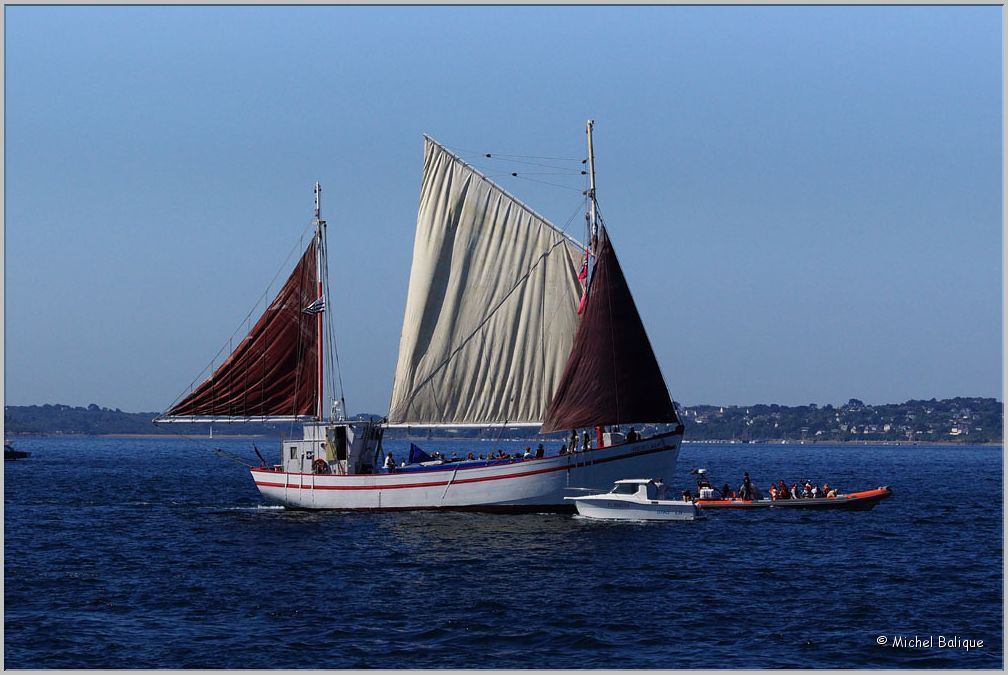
[4,397,1002,444]
[6,433,998,447]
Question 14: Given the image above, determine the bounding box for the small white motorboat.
[565,479,700,521]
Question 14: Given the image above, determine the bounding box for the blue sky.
[4,5,1002,413]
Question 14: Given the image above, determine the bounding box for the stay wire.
[448,145,584,162]
[322,234,347,418]
[163,221,316,413]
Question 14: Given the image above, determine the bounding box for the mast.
[314,182,325,421]
[585,120,604,448]
[586,120,598,250]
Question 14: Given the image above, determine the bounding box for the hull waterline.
[250,431,682,512]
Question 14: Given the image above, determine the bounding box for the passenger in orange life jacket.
[769,484,778,500]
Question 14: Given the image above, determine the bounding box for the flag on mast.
[303,296,326,315]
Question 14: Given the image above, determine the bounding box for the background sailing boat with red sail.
[156,121,685,511]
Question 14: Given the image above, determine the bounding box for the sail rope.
[286,231,313,438]
[160,222,316,416]
[394,235,575,423]
[502,175,585,192]
[391,196,587,426]
[321,225,347,418]
[590,204,680,427]
[427,137,583,250]
[210,445,261,468]
[465,163,585,198]
[447,146,584,163]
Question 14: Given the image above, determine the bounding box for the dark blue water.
[5,436,1002,668]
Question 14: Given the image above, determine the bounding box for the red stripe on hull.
[252,434,678,492]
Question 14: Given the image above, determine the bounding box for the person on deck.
[791,483,799,499]
[384,453,396,472]
[535,443,545,458]
[769,484,778,501]
[626,427,638,443]
[523,447,532,459]
[582,431,591,452]
[570,429,578,453]
[720,483,733,499]
[740,472,753,500]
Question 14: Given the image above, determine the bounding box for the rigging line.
[448,145,583,162]
[288,241,310,434]
[502,170,587,177]
[555,199,586,243]
[510,175,585,192]
[478,157,583,171]
[210,446,260,468]
[426,136,583,250]
[465,163,584,180]
[163,221,317,412]
[322,237,346,417]
[598,217,679,424]
[603,230,621,425]
[469,167,584,178]
[395,237,577,417]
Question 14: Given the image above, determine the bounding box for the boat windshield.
[610,483,640,495]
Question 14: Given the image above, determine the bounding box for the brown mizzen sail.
[161,241,320,420]
[540,225,680,433]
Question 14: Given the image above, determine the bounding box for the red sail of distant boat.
[540,225,680,433]
[163,241,319,419]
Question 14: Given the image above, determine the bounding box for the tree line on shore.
[3,397,1002,443]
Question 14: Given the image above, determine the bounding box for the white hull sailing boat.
[155,121,685,511]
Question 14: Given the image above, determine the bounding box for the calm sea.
[4,436,1002,668]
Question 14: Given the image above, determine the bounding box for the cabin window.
[289,446,298,460]
[611,483,639,495]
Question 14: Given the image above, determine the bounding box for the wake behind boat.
[155,121,685,511]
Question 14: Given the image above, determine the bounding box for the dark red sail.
[164,241,319,419]
[540,226,679,432]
